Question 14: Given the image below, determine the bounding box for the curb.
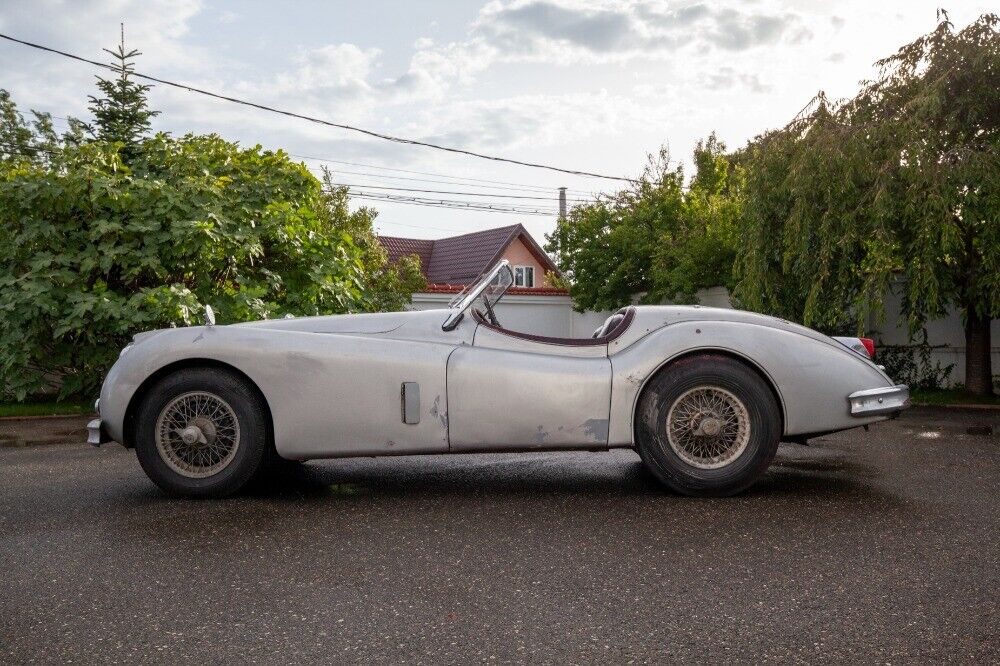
[0,413,95,422]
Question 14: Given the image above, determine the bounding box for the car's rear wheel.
[134,367,271,498]
[636,354,781,496]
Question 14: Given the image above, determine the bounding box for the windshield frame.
[442,260,513,331]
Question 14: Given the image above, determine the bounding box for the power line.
[318,165,594,196]
[292,153,596,195]
[352,192,558,214]
[329,181,592,202]
[23,118,601,197]
[18,117,599,195]
[0,32,633,182]
[0,142,61,157]
[348,192,558,216]
[0,143,574,216]
[355,199,555,216]
[374,219,517,234]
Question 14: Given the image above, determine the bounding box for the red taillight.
[860,337,875,359]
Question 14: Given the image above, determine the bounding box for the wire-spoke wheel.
[666,386,751,470]
[155,391,241,478]
[636,354,781,496]
[135,367,272,498]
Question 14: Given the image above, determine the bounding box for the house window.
[513,265,535,287]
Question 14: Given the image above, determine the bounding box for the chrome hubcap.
[666,386,751,469]
[155,391,240,479]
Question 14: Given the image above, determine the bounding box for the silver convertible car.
[89,260,909,498]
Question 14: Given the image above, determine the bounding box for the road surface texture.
[1,407,997,664]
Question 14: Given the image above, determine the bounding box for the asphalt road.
[1,408,998,664]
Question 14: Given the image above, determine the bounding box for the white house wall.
[409,293,611,338]
[866,283,1000,387]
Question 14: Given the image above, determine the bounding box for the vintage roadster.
[89,260,909,498]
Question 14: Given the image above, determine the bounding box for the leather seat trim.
[472,306,636,347]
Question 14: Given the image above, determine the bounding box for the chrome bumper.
[87,418,111,446]
[848,385,910,417]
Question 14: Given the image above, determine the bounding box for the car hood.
[232,309,436,334]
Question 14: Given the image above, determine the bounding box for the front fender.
[99,326,247,445]
[99,323,459,459]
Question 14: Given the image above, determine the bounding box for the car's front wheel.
[134,367,271,498]
[636,354,781,496]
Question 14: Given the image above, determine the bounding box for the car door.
[446,324,612,451]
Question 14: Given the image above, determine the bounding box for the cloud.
[278,43,382,96]
[0,0,830,184]
[409,90,659,153]
[705,8,812,51]
[476,1,639,55]
[0,0,208,114]
[704,67,773,93]
[202,41,449,130]
[0,0,204,68]
[460,0,812,65]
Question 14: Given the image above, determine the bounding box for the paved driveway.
[1,408,997,664]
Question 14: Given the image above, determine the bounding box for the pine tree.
[87,25,159,158]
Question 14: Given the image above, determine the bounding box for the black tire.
[134,367,272,498]
[636,354,781,496]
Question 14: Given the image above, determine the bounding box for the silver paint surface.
[98,301,906,459]
[447,345,611,450]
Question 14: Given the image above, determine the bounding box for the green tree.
[735,12,1000,395]
[321,168,426,311]
[0,93,420,400]
[545,138,740,311]
[650,134,741,303]
[0,91,86,166]
[87,26,159,159]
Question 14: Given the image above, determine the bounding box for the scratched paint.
[532,426,549,444]
[431,395,448,429]
[580,418,609,443]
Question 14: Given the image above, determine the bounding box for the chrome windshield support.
[442,260,511,331]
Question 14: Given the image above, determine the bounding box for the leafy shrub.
[877,331,955,390]
[0,133,422,400]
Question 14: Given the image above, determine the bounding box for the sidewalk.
[0,415,91,448]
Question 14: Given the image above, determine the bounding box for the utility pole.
[558,187,567,220]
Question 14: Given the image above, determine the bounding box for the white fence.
[866,285,1000,387]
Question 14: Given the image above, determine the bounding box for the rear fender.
[608,320,895,445]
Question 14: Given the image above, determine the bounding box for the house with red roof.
[378,223,566,296]
[378,223,616,337]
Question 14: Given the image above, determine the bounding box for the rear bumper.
[87,418,112,447]
[848,385,910,417]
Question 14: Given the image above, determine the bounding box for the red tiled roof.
[378,223,559,285]
[378,236,434,272]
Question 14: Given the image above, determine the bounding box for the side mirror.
[203,305,216,327]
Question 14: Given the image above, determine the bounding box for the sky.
[0,1,994,244]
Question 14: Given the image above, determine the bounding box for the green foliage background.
[545,134,740,311]
[0,95,423,400]
[547,12,999,394]
[734,12,1000,393]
